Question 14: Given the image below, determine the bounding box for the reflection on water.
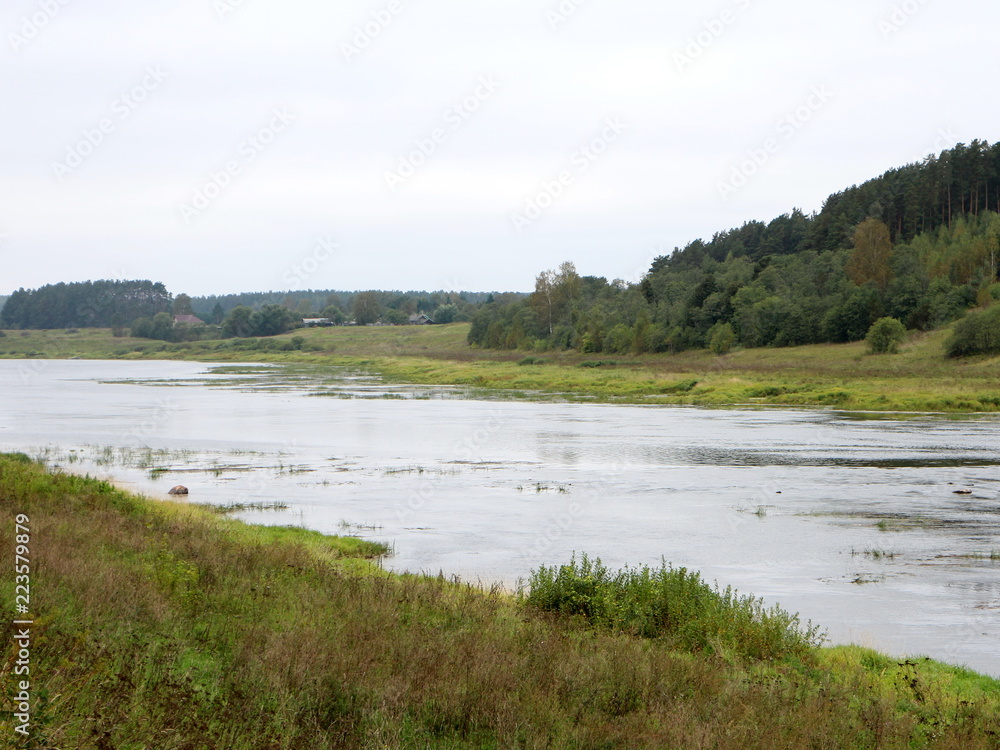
[1,359,999,676]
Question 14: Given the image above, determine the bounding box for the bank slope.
[2,454,999,748]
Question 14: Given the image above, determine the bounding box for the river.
[2,359,998,675]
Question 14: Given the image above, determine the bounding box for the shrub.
[602,324,632,355]
[865,317,907,354]
[130,312,175,342]
[432,303,458,324]
[946,305,1000,357]
[708,322,736,354]
[523,554,823,661]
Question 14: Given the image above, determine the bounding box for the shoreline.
[1,322,999,414]
[3,452,1000,748]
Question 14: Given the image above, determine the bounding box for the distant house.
[173,314,204,326]
[302,318,333,327]
[408,314,434,325]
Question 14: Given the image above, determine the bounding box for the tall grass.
[522,554,823,661]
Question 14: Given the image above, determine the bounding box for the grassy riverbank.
[2,323,999,411]
[2,454,1000,748]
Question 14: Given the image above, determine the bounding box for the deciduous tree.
[846,218,893,290]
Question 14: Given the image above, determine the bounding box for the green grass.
[5,323,999,412]
[2,454,1000,748]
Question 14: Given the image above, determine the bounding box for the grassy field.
[1,323,999,412]
[2,453,999,749]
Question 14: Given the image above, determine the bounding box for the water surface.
[2,359,998,675]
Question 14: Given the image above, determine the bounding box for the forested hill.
[470,141,1000,354]
[0,280,171,330]
[663,139,1000,272]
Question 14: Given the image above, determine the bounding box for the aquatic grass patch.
[943,550,1000,561]
[852,548,899,560]
[203,500,290,514]
[339,519,383,531]
[522,554,824,662]
[660,378,699,394]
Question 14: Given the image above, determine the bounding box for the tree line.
[0,280,171,330]
[0,278,521,340]
[188,289,503,327]
[470,142,1000,358]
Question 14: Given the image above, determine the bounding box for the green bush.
[602,324,633,355]
[708,322,736,354]
[946,305,1000,357]
[523,554,823,661]
[865,317,907,354]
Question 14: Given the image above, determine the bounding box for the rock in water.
[168,485,189,495]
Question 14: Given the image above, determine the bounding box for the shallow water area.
[2,359,999,676]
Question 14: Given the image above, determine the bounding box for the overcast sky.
[1,0,996,296]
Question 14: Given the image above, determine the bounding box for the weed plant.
[522,554,823,661]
